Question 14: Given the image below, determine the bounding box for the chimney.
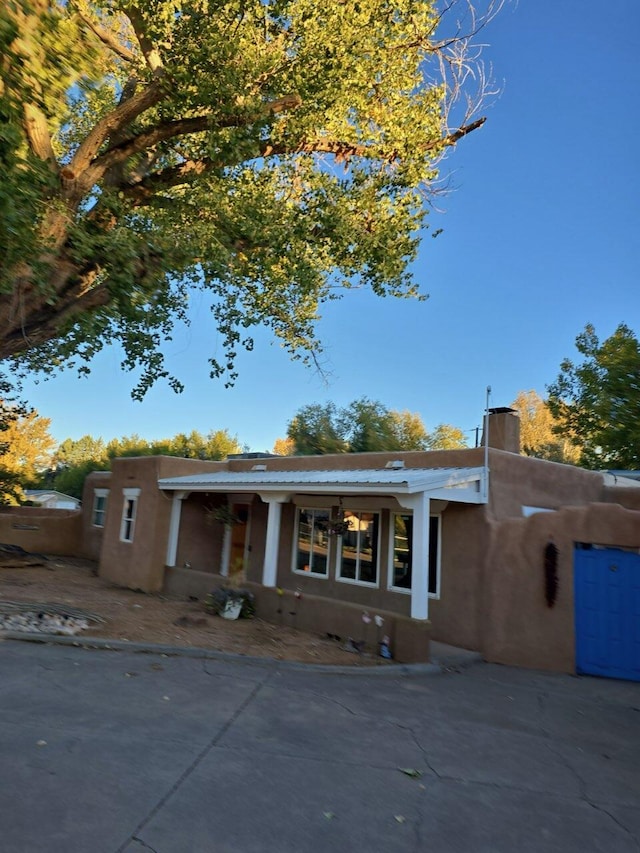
[481,407,520,454]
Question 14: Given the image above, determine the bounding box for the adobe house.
[78,408,640,676]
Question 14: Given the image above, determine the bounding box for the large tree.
[286,398,463,454]
[547,324,640,469]
[511,389,580,464]
[0,408,56,479]
[0,380,27,504]
[1,0,501,397]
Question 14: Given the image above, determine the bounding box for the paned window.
[389,514,440,596]
[92,490,109,528]
[294,508,330,576]
[120,489,140,542]
[337,511,380,586]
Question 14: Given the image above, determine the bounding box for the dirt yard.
[0,556,392,667]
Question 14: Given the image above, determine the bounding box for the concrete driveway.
[1,640,639,853]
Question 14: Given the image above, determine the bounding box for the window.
[120,488,140,542]
[294,508,330,577]
[389,513,440,596]
[337,511,380,586]
[92,490,109,528]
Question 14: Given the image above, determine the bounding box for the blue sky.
[18,0,640,451]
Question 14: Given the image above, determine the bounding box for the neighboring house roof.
[24,490,81,508]
[158,466,487,504]
[605,471,640,484]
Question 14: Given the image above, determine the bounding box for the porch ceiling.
[158,466,487,504]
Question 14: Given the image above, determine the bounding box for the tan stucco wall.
[428,504,488,650]
[80,471,112,560]
[0,507,82,555]
[174,493,226,573]
[482,503,640,673]
[98,456,227,592]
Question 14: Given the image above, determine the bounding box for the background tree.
[547,324,640,469]
[345,399,406,453]
[511,390,580,464]
[426,423,468,450]
[287,403,349,455]
[0,409,56,482]
[35,426,244,498]
[390,411,432,451]
[106,433,159,458]
[37,434,110,498]
[0,380,28,504]
[0,0,501,397]
[164,429,242,459]
[55,435,108,468]
[286,398,462,454]
[272,436,295,457]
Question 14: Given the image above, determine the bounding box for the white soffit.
[158,466,486,503]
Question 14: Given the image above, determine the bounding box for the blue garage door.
[574,547,640,681]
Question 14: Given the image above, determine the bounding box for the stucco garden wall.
[482,503,640,673]
[0,506,82,556]
[162,566,430,663]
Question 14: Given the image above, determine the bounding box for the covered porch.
[158,465,487,622]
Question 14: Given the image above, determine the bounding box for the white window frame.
[92,489,109,528]
[336,510,381,588]
[388,513,442,598]
[292,507,330,578]
[120,488,140,543]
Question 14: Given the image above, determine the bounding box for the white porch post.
[260,493,290,587]
[409,491,430,620]
[165,491,188,566]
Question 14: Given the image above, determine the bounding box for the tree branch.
[22,103,59,174]
[0,275,110,360]
[122,158,214,204]
[65,78,166,187]
[118,115,486,208]
[74,6,136,63]
[92,93,302,177]
[427,116,486,150]
[260,117,486,161]
[123,5,163,74]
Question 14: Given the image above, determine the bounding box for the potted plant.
[204,587,256,620]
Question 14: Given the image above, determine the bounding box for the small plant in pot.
[204,587,256,620]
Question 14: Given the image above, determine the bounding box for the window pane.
[339,511,378,584]
[93,495,107,527]
[390,514,438,595]
[429,516,439,595]
[392,514,412,588]
[296,509,329,575]
[122,498,137,541]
